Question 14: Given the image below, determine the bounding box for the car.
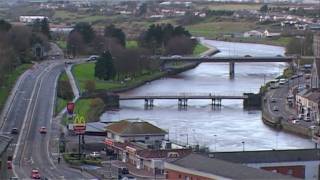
[31,169,41,179]
[65,61,73,65]
[118,167,129,175]
[276,55,283,57]
[279,79,287,85]
[298,114,304,120]
[292,120,300,124]
[87,55,99,61]
[171,55,182,59]
[270,98,277,103]
[244,55,252,57]
[7,160,12,169]
[304,117,311,122]
[272,106,279,111]
[309,125,316,130]
[290,75,298,79]
[11,128,19,134]
[89,152,101,158]
[39,127,47,134]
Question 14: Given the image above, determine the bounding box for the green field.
[196,3,262,10]
[73,63,164,92]
[193,43,209,55]
[0,64,32,110]
[55,72,70,114]
[56,40,67,50]
[187,21,255,39]
[126,40,138,49]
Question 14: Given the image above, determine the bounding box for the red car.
[39,127,47,134]
[7,160,12,169]
[31,169,41,179]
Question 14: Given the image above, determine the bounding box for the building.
[0,135,12,180]
[104,139,191,175]
[19,16,48,23]
[105,119,167,147]
[209,149,320,179]
[295,89,320,122]
[164,153,297,180]
[243,30,264,38]
[314,33,320,58]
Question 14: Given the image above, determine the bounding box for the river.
[101,39,314,151]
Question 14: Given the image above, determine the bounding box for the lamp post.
[214,135,217,152]
[241,141,245,151]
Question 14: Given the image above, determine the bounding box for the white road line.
[12,63,56,178]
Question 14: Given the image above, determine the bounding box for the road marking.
[12,63,56,178]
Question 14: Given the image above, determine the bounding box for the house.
[0,135,12,180]
[164,153,297,180]
[104,138,191,175]
[105,119,167,147]
[243,30,263,38]
[264,30,281,37]
[19,16,48,23]
[295,89,320,122]
[208,149,320,179]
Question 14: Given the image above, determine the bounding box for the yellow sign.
[74,114,85,126]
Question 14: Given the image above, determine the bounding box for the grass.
[55,72,72,115]
[72,63,165,92]
[193,43,209,55]
[126,40,138,49]
[196,3,262,11]
[56,40,67,50]
[186,21,255,39]
[0,64,32,110]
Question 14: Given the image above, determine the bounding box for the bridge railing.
[120,92,255,97]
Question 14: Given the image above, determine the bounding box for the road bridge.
[119,93,248,107]
[159,56,295,78]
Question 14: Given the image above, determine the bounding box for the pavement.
[0,59,95,179]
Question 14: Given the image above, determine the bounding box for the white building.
[19,16,48,23]
[105,119,167,145]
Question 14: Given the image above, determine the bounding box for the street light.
[214,135,217,152]
[241,141,245,151]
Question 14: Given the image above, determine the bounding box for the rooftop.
[105,119,167,136]
[166,153,298,180]
[209,148,320,164]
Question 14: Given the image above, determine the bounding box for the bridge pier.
[229,62,235,79]
[144,99,154,108]
[178,98,188,107]
[211,98,221,106]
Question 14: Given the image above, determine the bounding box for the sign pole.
[78,134,81,160]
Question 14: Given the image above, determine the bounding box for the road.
[0,60,94,179]
[265,76,314,128]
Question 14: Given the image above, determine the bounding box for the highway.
[0,61,93,179]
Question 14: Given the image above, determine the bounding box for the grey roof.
[169,153,298,180]
[0,135,12,156]
[209,148,320,164]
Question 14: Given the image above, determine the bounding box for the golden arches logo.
[74,114,85,125]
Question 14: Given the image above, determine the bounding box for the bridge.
[159,56,295,78]
[119,93,248,107]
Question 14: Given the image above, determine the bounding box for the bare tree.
[165,36,195,55]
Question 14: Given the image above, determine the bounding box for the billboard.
[67,102,75,114]
[73,114,86,135]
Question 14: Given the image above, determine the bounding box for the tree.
[95,51,116,80]
[84,80,96,93]
[165,36,196,55]
[260,4,268,13]
[67,31,85,57]
[0,19,11,32]
[104,24,126,47]
[74,22,95,44]
[40,18,50,39]
[137,3,147,16]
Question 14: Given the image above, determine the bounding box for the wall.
[165,169,212,180]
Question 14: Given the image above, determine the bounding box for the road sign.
[73,125,86,135]
[67,102,75,114]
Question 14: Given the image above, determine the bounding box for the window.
[178,174,182,178]
[145,136,150,140]
[185,176,190,180]
[288,169,293,175]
